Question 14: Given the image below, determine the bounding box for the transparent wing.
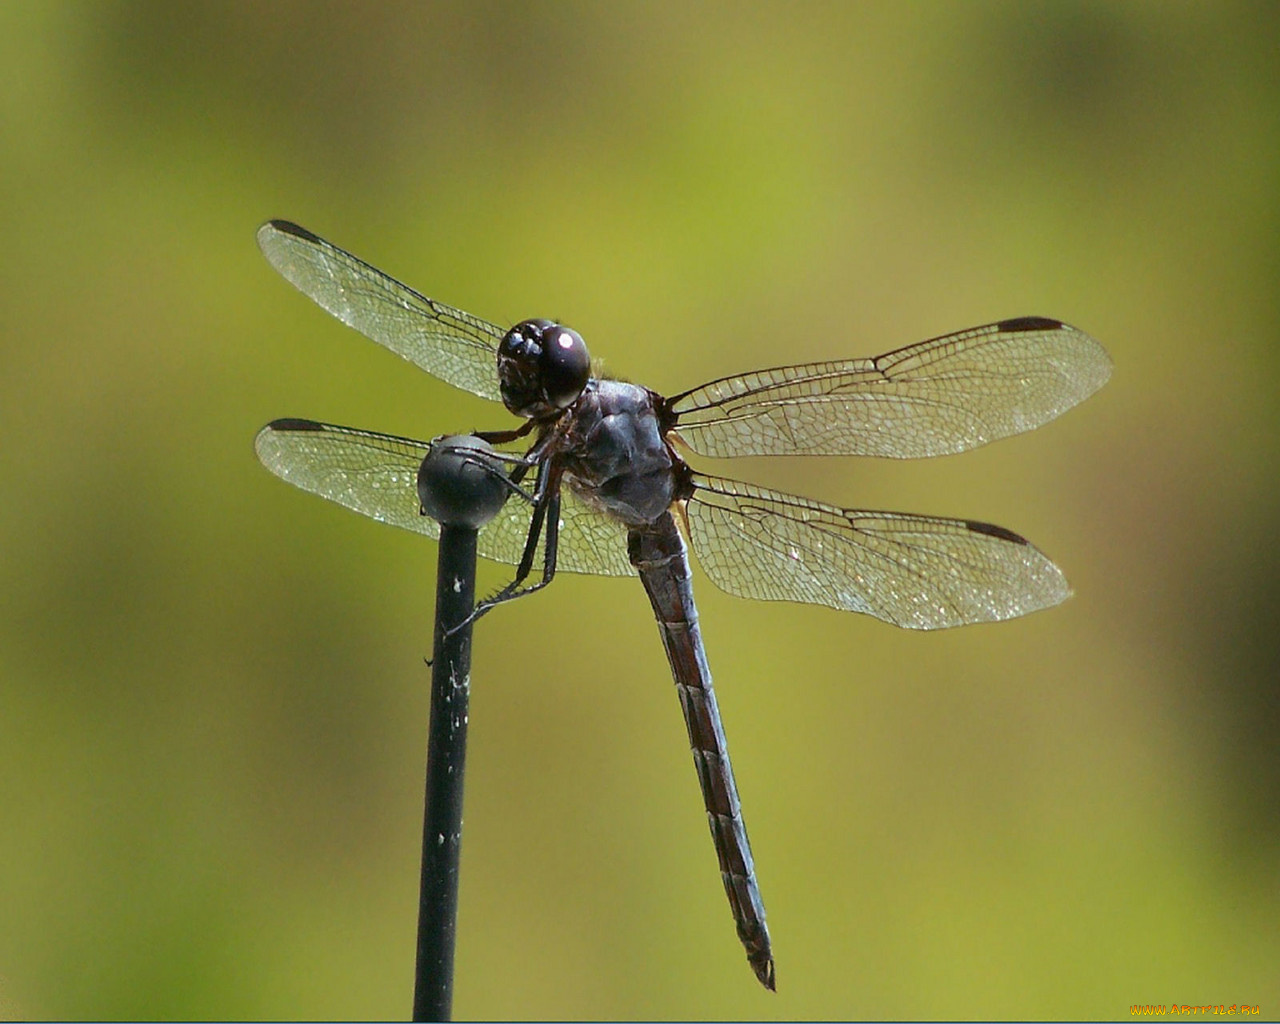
[668,317,1112,458]
[254,419,635,576]
[257,221,506,402]
[684,472,1070,629]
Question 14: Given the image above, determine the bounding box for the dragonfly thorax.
[562,379,679,527]
[497,318,591,420]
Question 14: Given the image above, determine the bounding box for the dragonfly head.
[497,318,591,420]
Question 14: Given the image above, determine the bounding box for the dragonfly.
[254,220,1112,990]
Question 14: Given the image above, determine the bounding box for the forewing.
[669,317,1112,458]
[254,419,633,576]
[684,472,1070,629]
[257,221,505,402]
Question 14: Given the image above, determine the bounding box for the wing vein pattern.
[257,221,506,402]
[669,318,1112,458]
[254,420,635,576]
[684,472,1071,629]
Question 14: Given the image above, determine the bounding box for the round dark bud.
[416,435,509,528]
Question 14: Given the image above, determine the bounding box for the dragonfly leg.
[441,466,564,638]
[473,418,536,446]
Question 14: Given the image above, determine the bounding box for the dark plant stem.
[413,523,478,1022]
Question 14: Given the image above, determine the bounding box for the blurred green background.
[2,2,1277,1019]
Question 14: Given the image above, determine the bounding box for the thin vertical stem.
[414,523,479,1022]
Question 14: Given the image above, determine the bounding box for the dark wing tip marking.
[260,219,316,241]
[965,519,1029,544]
[997,315,1064,333]
[755,956,776,991]
[263,417,324,432]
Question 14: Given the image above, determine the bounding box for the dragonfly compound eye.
[498,319,590,417]
[539,325,590,409]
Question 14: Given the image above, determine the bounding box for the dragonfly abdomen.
[628,512,775,991]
